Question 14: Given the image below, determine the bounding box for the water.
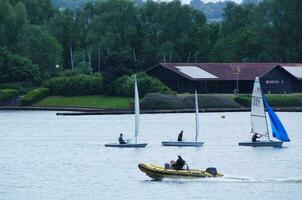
[0,111,301,200]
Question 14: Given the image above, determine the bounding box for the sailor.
[174,155,186,170]
[252,133,262,142]
[118,133,126,144]
[177,130,184,142]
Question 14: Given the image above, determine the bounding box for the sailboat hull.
[161,141,204,147]
[238,141,283,147]
[105,143,147,148]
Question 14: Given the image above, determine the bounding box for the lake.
[0,111,301,200]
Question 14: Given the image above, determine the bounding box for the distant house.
[146,63,302,94]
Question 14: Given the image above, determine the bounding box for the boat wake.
[142,177,302,184]
[203,176,302,184]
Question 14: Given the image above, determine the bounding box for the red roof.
[157,63,302,80]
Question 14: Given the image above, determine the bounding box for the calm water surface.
[0,111,301,200]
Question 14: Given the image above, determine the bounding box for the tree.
[0,47,41,83]
[253,0,302,62]
[18,25,62,76]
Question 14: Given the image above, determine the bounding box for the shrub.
[44,74,103,96]
[234,94,251,107]
[107,72,175,97]
[21,88,50,106]
[184,94,242,108]
[266,94,302,107]
[234,94,302,107]
[0,89,20,102]
[141,93,185,109]
[141,93,241,109]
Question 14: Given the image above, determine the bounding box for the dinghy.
[238,77,290,147]
[105,75,147,148]
[161,90,204,147]
[138,163,223,181]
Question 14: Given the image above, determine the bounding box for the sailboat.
[238,77,290,147]
[105,75,148,148]
[161,90,204,147]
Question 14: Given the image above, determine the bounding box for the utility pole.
[233,66,241,94]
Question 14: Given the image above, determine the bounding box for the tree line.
[0,0,301,85]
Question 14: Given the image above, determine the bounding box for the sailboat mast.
[195,90,199,142]
[134,75,140,144]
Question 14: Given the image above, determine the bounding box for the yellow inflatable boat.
[138,163,223,181]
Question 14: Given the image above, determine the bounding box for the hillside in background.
[51,0,144,9]
[51,0,260,21]
[189,0,231,21]
[242,0,259,4]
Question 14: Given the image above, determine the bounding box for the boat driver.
[174,155,186,170]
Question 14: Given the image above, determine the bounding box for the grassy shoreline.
[28,93,302,110]
[33,95,131,109]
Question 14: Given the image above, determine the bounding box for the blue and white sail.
[263,97,290,142]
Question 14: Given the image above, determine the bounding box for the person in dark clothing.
[174,155,186,170]
[118,133,126,144]
[177,130,183,141]
[252,133,262,142]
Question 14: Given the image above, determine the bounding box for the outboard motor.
[206,167,217,176]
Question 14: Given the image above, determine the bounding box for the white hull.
[105,143,147,148]
[161,141,204,147]
[238,141,283,147]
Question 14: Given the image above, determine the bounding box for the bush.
[141,93,185,109]
[234,94,302,107]
[266,94,302,107]
[21,88,50,106]
[0,89,20,102]
[44,74,103,96]
[183,94,242,108]
[141,93,241,109]
[234,94,251,107]
[107,72,175,97]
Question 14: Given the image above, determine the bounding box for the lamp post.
[233,66,241,94]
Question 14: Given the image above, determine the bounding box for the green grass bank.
[30,93,302,110]
[33,95,131,109]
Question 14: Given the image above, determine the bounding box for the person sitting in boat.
[118,133,127,144]
[168,160,176,169]
[177,130,184,142]
[251,133,262,142]
[174,155,186,170]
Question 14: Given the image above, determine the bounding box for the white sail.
[134,75,140,144]
[195,90,199,142]
[251,77,269,139]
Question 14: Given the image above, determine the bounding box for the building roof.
[154,63,302,80]
[281,64,302,79]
